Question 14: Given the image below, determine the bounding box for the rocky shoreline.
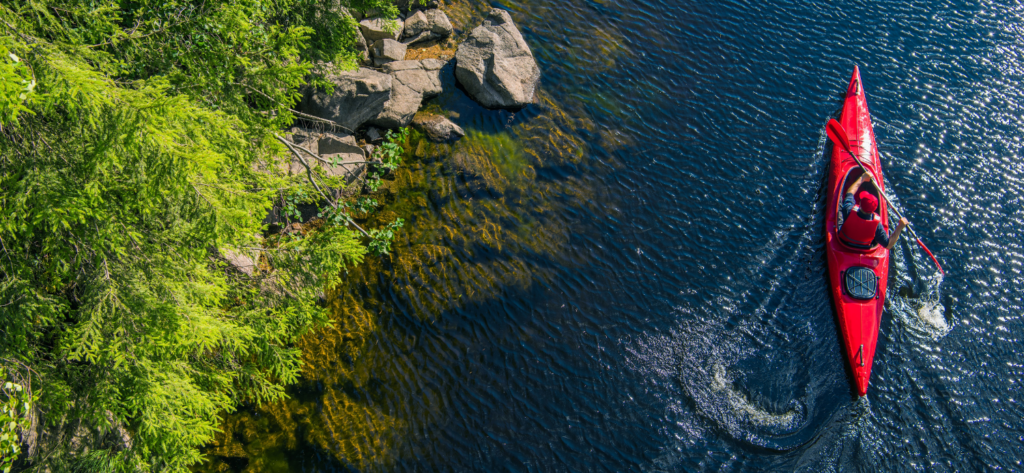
[271,5,541,225]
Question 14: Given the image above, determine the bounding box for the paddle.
[825,119,945,275]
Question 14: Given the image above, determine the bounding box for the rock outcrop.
[371,59,445,128]
[359,17,403,42]
[371,39,407,66]
[412,113,465,142]
[402,9,453,45]
[298,68,392,132]
[455,9,540,109]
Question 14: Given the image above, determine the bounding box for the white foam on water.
[709,363,800,429]
[626,315,806,456]
[916,299,950,336]
[893,272,951,341]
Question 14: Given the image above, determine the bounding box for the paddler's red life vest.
[840,206,880,249]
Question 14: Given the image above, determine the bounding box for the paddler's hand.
[887,217,911,250]
[859,173,873,184]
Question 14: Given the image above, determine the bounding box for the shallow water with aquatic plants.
[202,0,1024,471]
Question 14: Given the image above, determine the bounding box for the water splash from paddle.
[913,272,948,335]
[890,241,951,340]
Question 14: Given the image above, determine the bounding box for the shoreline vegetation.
[0,0,397,468]
[0,0,545,470]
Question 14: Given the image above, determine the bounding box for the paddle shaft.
[826,119,945,274]
[844,148,906,230]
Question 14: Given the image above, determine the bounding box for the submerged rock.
[402,9,453,45]
[371,59,445,128]
[359,17,403,42]
[371,38,407,66]
[412,112,465,142]
[298,68,392,132]
[455,9,540,109]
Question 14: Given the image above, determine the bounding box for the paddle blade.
[826,119,852,154]
[916,238,945,275]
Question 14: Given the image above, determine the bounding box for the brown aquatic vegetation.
[200,82,603,473]
[439,0,492,37]
[403,38,459,61]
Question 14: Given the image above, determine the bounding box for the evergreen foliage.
[1,368,31,473]
[0,0,400,470]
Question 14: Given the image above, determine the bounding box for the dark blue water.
[204,0,1024,471]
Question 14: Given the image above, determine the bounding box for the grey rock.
[371,59,445,128]
[331,4,359,21]
[222,248,258,276]
[371,38,407,66]
[402,9,453,45]
[359,17,403,42]
[285,126,319,154]
[412,113,465,142]
[347,7,365,21]
[455,9,540,109]
[385,59,444,96]
[366,126,384,143]
[318,132,358,155]
[278,127,322,176]
[317,132,367,183]
[297,68,392,132]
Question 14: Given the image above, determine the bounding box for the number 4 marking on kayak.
[856,344,864,367]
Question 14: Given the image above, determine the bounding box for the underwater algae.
[199,92,604,471]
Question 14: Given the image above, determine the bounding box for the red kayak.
[825,66,890,397]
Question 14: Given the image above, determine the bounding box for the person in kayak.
[839,173,909,250]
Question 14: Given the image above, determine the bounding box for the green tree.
[0,0,401,470]
[0,367,31,473]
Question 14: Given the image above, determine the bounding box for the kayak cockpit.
[835,167,883,252]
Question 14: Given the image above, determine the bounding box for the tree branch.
[288,109,357,135]
[86,3,205,49]
[283,140,371,166]
[274,134,370,238]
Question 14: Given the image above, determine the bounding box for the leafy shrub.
[0,0,401,470]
